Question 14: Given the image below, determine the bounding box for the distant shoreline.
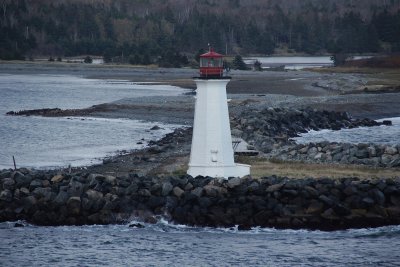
[1,62,400,175]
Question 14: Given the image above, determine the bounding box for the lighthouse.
[187,48,250,179]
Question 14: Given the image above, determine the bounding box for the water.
[293,117,400,145]
[244,56,333,70]
[0,74,187,169]
[1,221,399,266]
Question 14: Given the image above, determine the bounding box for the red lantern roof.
[200,48,223,58]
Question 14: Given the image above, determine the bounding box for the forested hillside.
[1,0,400,64]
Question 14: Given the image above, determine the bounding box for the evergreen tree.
[232,55,247,70]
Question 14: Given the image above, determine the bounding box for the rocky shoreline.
[231,107,391,153]
[274,142,400,168]
[1,169,400,230]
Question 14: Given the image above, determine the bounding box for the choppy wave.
[1,220,400,266]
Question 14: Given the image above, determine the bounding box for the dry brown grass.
[310,66,400,75]
[237,157,400,179]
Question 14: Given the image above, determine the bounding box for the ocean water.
[1,220,399,267]
[292,117,400,145]
[0,74,186,169]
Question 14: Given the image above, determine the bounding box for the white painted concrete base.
[187,163,250,179]
[187,78,251,179]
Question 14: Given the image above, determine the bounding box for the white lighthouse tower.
[187,48,250,179]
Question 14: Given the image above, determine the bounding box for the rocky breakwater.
[276,143,400,167]
[1,169,400,230]
[230,107,390,153]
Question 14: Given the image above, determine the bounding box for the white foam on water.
[293,117,400,145]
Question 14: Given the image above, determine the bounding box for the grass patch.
[237,156,400,179]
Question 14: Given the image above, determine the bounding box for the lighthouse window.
[200,58,208,67]
[200,57,222,67]
[209,58,215,67]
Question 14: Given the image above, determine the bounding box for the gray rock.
[361,197,375,206]
[85,189,103,200]
[11,171,24,180]
[116,178,131,188]
[191,187,203,198]
[266,183,284,193]
[138,189,152,197]
[381,154,393,165]
[389,158,400,167]
[54,191,69,205]
[385,146,398,155]
[0,189,12,202]
[304,186,319,197]
[314,153,323,160]
[248,181,260,192]
[227,177,242,188]
[298,146,309,154]
[161,182,173,196]
[343,185,358,196]
[2,178,15,190]
[203,185,227,197]
[198,197,212,208]
[184,183,194,191]
[23,195,37,211]
[126,183,138,195]
[88,173,106,186]
[370,188,385,205]
[68,180,84,197]
[19,187,30,196]
[150,125,161,130]
[51,174,64,183]
[67,197,81,215]
[104,175,116,186]
[391,195,400,207]
[0,170,12,179]
[306,201,324,214]
[32,187,52,201]
[355,149,369,159]
[29,179,43,190]
[367,146,377,157]
[333,203,351,216]
[231,128,243,137]
[319,195,334,206]
[173,186,185,198]
[332,152,343,162]
[307,147,318,157]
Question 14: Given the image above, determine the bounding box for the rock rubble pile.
[1,169,399,230]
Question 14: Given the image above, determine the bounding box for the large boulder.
[67,197,81,215]
[161,182,173,196]
[68,180,84,197]
[51,174,64,183]
[2,178,15,190]
[0,189,12,202]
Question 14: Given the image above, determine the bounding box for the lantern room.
[199,48,224,78]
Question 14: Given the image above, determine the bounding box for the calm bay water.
[1,221,399,266]
[293,117,400,145]
[0,74,185,169]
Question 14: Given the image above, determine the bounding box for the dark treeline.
[1,0,400,65]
